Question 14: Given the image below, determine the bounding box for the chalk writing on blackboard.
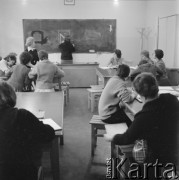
[23,19,116,53]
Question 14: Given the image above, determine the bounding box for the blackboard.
[23,19,116,53]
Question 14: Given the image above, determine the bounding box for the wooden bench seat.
[54,81,70,106]
[61,81,70,102]
[87,89,103,112]
[89,115,106,156]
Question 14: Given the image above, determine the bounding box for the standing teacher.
[25,37,39,65]
[59,35,75,64]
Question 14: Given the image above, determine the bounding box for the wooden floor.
[42,88,110,180]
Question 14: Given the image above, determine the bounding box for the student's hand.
[27,62,34,68]
[119,101,125,109]
[132,91,138,98]
[104,133,115,142]
[131,87,137,97]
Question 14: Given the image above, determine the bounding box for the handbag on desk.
[132,139,148,164]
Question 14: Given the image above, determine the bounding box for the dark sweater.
[130,63,163,81]
[25,49,39,65]
[0,107,55,180]
[7,64,31,91]
[113,93,179,163]
[59,41,75,60]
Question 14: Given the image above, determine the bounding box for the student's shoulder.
[18,108,32,115]
[108,76,126,87]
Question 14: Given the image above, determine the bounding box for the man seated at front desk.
[98,64,137,126]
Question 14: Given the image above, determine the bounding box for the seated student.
[138,50,154,65]
[7,51,33,92]
[0,81,55,180]
[0,53,17,77]
[153,49,170,86]
[105,73,179,179]
[29,50,65,92]
[107,49,123,67]
[130,59,163,81]
[98,64,137,126]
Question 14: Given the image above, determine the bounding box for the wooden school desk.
[16,92,64,180]
[96,67,133,87]
[124,86,179,116]
[96,67,116,87]
[57,63,99,87]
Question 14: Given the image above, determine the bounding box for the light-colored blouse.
[108,57,123,67]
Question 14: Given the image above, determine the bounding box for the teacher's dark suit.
[59,41,75,60]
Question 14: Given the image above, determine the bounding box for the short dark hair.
[154,49,164,60]
[114,49,122,58]
[133,73,159,98]
[20,51,32,65]
[0,81,16,108]
[141,50,150,59]
[116,64,130,78]
[38,50,48,60]
[4,54,17,64]
[64,35,70,42]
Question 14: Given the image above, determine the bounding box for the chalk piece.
[89,50,95,53]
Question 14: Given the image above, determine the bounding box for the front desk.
[58,63,99,88]
[166,68,179,86]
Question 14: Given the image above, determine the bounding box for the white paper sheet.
[99,66,111,69]
[40,118,62,131]
[105,123,128,137]
[159,86,174,91]
[159,90,179,97]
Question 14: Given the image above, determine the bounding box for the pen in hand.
[135,95,143,103]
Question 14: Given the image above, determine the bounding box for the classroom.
[0,0,179,180]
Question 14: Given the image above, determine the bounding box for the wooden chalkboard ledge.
[58,62,99,66]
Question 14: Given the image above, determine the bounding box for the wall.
[0,0,177,67]
[145,0,177,67]
[175,0,179,67]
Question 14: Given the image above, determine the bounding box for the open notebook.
[105,123,128,137]
[32,110,45,119]
[40,118,62,131]
[159,86,179,97]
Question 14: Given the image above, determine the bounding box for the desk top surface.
[96,67,136,78]
[16,92,64,128]
[57,62,99,66]
[124,86,179,116]
[96,67,117,77]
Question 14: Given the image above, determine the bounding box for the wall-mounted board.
[23,19,116,53]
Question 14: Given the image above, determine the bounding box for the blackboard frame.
[23,19,116,53]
